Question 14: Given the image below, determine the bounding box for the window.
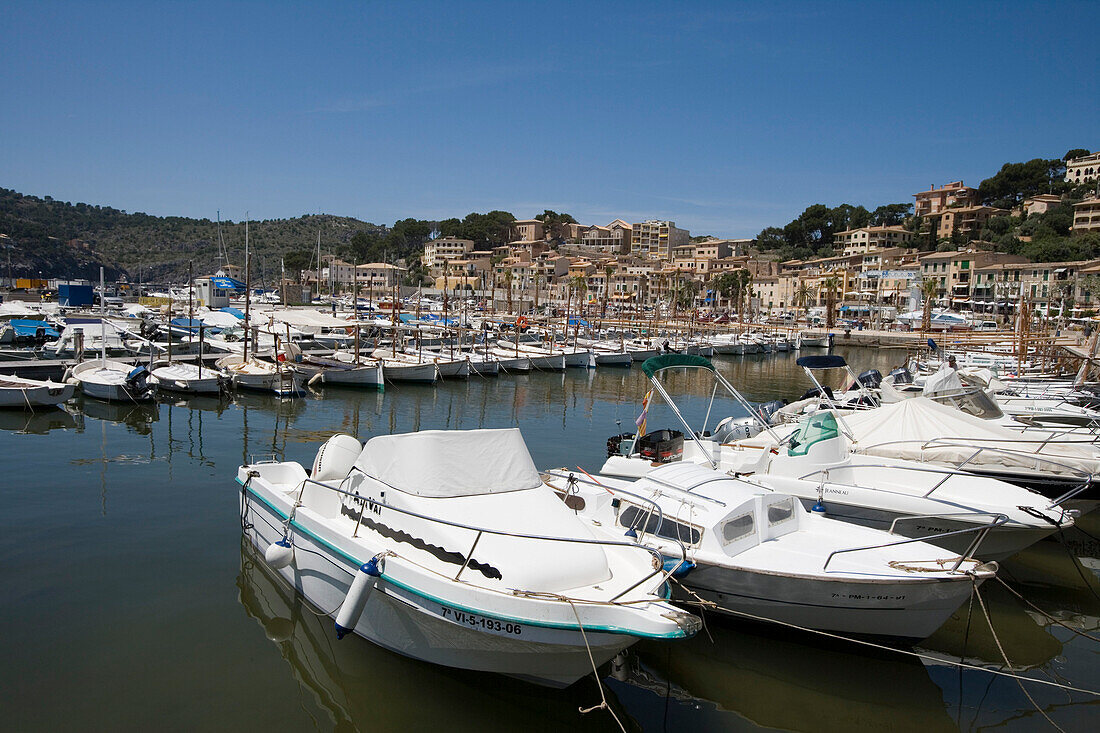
[721,514,754,545]
[618,505,701,545]
[768,498,796,527]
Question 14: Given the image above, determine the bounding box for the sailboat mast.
[244,216,251,361]
[99,266,106,366]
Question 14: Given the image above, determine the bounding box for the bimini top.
[353,428,543,498]
[641,354,715,379]
[795,354,848,369]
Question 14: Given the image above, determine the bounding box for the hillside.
[0,188,386,283]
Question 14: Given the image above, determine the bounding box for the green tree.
[793,282,814,321]
[871,203,914,226]
[1064,148,1091,162]
[602,264,615,316]
[920,278,939,331]
[534,210,577,244]
[820,275,840,329]
[978,158,1067,209]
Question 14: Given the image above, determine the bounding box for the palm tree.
[503,269,514,314]
[602,265,615,317]
[920,278,939,331]
[736,269,753,316]
[570,275,588,320]
[532,264,541,313]
[821,275,841,328]
[794,282,814,324]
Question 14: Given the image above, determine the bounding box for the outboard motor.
[606,432,636,458]
[125,365,151,397]
[889,366,914,385]
[799,385,834,401]
[712,416,763,443]
[856,369,882,389]
[756,399,786,424]
[636,429,684,463]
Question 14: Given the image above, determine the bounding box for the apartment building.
[919,250,1026,304]
[1065,152,1100,185]
[355,263,405,291]
[913,181,981,217]
[1022,194,1064,216]
[934,205,1009,240]
[1072,198,1100,235]
[510,219,545,243]
[422,237,475,273]
[630,220,690,260]
[835,226,913,255]
[580,222,631,253]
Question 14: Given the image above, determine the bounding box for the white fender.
[335,556,383,639]
[265,538,294,569]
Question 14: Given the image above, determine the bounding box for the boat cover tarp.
[796,355,847,369]
[641,354,715,378]
[10,319,59,338]
[843,397,1100,477]
[354,428,542,497]
[268,310,353,328]
[922,367,964,396]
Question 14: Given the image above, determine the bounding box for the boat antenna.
[99,266,107,367]
[217,210,228,266]
[244,214,251,361]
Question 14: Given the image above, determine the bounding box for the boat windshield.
[929,389,1004,419]
[787,412,839,457]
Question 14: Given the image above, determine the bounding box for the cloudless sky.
[2,1,1097,238]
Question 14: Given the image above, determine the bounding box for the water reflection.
[75,396,159,433]
[621,619,955,733]
[235,540,635,733]
[0,406,76,434]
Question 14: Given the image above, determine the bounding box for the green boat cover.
[641,354,716,379]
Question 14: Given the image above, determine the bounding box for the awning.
[210,276,246,290]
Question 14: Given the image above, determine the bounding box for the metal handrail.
[852,438,1093,507]
[541,469,698,586]
[262,470,682,604]
[822,513,1009,573]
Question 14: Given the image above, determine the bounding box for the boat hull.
[241,490,636,687]
[0,378,74,408]
[680,563,980,641]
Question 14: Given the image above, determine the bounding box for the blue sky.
[2,1,1097,238]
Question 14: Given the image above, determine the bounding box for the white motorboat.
[400,347,471,378]
[70,359,155,402]
[798,333,829,348]
[599,355,1074,559]
[216,354,304,396]
[149,361,224,395]
[480,346,531,373]
[369,349,440,383]
[0,374,75,408]
[544,462,995,640]
[494,341,566,371]
[297,353,385,390]
[237,428,700,687]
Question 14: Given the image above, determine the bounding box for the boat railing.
[851,438,1092,507]
[822,513,1009,573]
[280,472,685,604]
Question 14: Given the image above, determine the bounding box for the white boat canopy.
[843,397,1100,477]
[354,428,543,497]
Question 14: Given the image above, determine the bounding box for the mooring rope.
[669,577,1100,698]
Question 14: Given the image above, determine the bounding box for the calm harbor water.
[2,346,1098,732]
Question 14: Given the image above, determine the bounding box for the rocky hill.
[0,187,385,283]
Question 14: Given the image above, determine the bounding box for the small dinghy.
[216,354,304,397]
[0,374,75,408]
[237,428,700,687]
[149,362,224,395]
[544,462,996,641]
[71,359,155,402]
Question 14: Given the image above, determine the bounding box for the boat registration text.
[440,606,524,635]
